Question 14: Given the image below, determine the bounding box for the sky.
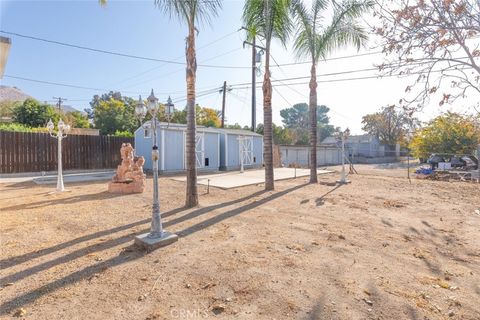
[0,0,478,134]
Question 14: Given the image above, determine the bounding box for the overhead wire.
[0,30,250,69]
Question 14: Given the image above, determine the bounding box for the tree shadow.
[0,245,146,315]
[0,218,151,270]
[173,183,308,237]
[1,191,126,211]
[0,181,37,190]
[1,190,266,270]
[0,183,307,315]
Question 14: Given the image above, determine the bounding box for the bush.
[409,112,480,159]
[113,130,134,138]
[13,99,59,127]
[0,123,49,133]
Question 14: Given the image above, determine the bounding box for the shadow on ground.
[0,183,308,315]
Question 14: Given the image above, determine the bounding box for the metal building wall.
[162,129,184,172]
[134,125,161,171]
[202,132,220,171]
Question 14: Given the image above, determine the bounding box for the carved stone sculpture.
[108,143,146,194]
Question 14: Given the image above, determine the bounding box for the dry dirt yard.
[1,167,479,320]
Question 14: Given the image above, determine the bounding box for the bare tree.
[374,0,480,112]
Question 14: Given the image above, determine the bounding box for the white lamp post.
[47,118,70,192]
[134,90,178,250]
[337,128,351,184]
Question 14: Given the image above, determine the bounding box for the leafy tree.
[154,0,223,207]
[273,124,294,145]
[167,105,221,127]
[292,0,372,182]
[13,98,59,127]
[280,103,338,144]
[93,99,135,135]
[409,112,480,159]
[89,92,138,135]
[227,123,244,130]
[0,101,20,119]
[375,0,480,112]
[243,0,293,190]
[197,107,221,127]
[64,111,89,128]
[256,123,294,145]
[113,130,134,138]
[362,105,417,147]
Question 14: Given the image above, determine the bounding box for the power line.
[0,30,250,69]
[109,29,242,87]
[230,57,472,88]
[272,51,383,67]
[230,67,473,90]
[3,75,144,95]
[171,89,221,105]
[122,47,243,90]
[0,30,386,71]
[273,86,293,106]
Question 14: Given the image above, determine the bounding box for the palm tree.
[243,0,292,191]
[154,0,222,207]
[292,0,372,183]
[98,2,221,208]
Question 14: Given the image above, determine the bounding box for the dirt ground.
[1,166,479,320]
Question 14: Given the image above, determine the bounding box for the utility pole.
[219,81,231,128]
[221,81,227,128]
[242,28,265,132]
[53,97,67,112]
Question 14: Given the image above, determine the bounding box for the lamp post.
[47,118,70,192]
[337,128,351,184]
[134,89,178,250]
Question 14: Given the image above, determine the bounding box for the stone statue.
[108,143,146,194]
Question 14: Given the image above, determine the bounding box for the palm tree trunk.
[263,46,274,190]
[309,62,318,183]
[185,24,198,207]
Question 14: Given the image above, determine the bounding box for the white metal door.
[239,136,253,165]
[184,132,204,168]
[195,133,205,168]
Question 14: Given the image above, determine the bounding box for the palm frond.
[243,0,292,47]
[154,0,222,26]
[292,0,372,63]
[317,0,372,60]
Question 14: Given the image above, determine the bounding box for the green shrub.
[113,130,134,138]
[0,123,49,133]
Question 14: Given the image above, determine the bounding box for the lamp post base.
[134,231,178,250]
[336,179,351,184]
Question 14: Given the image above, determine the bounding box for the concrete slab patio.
[0,170,115,185]
[172,167,333,189]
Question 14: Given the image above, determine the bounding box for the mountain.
[0,85,33,102]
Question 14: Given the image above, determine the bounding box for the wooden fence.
[0,131,134,174]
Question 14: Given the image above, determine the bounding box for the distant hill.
[0,85,33,102]
[0,86,85,114]
[59,104,84,114]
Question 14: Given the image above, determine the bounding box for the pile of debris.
[415,154,479,183]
